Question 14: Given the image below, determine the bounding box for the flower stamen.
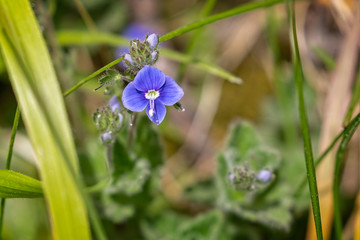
[145,90,160,100]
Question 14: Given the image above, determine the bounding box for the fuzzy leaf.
[107,159,151,196]
[142,211,225,240]
[216,121,292,230]
[133,115,163,167]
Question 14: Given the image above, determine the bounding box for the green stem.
[333,112,360,240]
[159,0,283,43]
[343,65,360,126]
[294,126,345,196]
[0,106,20,237]
[288,1,323,239]
[57,30,241,85]
[63,56,123,97]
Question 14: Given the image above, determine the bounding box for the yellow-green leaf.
[0,0,90,239]
[0,170,42,198]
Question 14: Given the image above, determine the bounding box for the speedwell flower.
[122,65,184,125]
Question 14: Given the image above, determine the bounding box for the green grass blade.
[0,107,20,236]
[294,129,345,196]
[287,1,323,239]
[0,170,43,198]
[159,0,283,42]
[0,0,91,239]
[333,112,360,240]
[57,31,241,87]
[343,66,360,126]
[312,46,335,70]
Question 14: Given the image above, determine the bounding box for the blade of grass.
[312,46,335,70]
[0,106,20,236]
[0,0,92,239]
[287,0,323,239]
[159,0,283,42]
[57,31,241,87]
[0,170,43,198]
[294,129,345,196]
[333,113,360,240]
[343,66,360,126]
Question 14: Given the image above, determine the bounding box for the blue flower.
[122,66,184,125]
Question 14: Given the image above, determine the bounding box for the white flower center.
[145,90,160,100]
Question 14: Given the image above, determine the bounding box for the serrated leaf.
[242,147,281,171]
[216,121,292,230]
[102,194,135,223]
[0,170,42,198]
[112,138,133,177]
[142,211,224,240]
[107,159,151,196]
[178,211,224,240]
[134,116,163,167]
[227,122,260,157]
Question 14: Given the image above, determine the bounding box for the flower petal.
[146,100,166,125]
[158,76,184,105]
[122,82,148,112]
[133,66,166,92]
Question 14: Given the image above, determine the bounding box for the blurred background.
[0,0,359,239]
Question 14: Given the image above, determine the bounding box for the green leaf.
[142,211,225,240]
[227,122,260,157]
[112,138,133,177]
[102,194,135,223]
[134,116,164,167]
[216,121,292,230]
[107,159,151,196]
[178,211,224,240]
[0,170,42,198]
[0,1,91,239]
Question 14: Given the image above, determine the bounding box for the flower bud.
[146,33,158,49]
[257,170,272,183]
[124,54,134,64]
[101,132,113,144]
[151,51,157,61]
[228,173,236,182]
[109,96,121,112]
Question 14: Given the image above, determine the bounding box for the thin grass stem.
[333,113,360,240]
[0,106,20,237]
[287,0,323,239]
[159,0,283,42]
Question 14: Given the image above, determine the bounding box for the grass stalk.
[159,0,283,42]
[287,1,323,239]
[333,113,360,240]
[0,107,20,237]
